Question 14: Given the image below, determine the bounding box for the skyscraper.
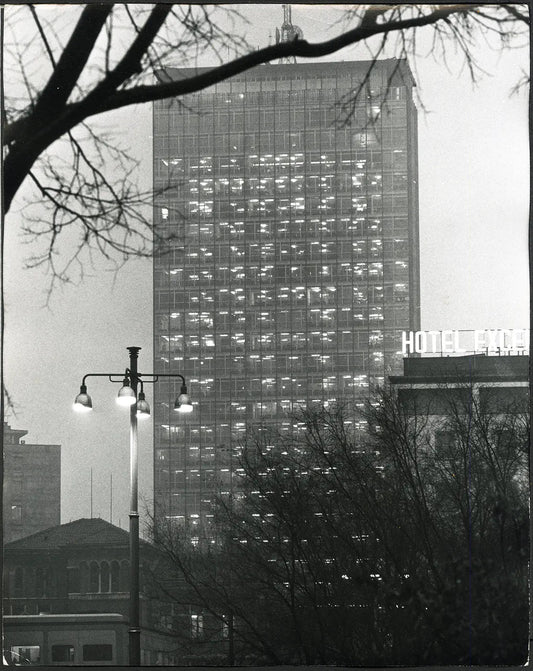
[153,57,420,527]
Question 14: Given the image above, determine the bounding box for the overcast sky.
[3,4,529,528]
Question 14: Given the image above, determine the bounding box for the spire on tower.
[275,4,303,64]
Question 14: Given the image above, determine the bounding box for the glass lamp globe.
[174,392,193,414]
[73,385,93,413]
[117,378,136,406]
[136,391,151,419]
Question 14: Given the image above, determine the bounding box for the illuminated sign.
[401,329,530,356]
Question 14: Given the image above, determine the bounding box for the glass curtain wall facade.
[153,60,420,527]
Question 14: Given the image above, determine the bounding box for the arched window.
[89,561,99,593]
[79,562,89,594]
[119,560,130,593]
[67,566,80,594]
[13,567,23,596]
[35,567,46,597]
[110,561,120,592]
[100,562,110,593]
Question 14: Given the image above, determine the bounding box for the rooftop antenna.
[276,4,303,64]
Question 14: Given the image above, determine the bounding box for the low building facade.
[3,518,181,665]
[389,353,529,415]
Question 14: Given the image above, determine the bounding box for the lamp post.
[73,346,192,666]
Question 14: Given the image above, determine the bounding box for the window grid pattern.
[153,62,419,523]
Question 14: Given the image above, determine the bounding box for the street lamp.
[73,346,192,666]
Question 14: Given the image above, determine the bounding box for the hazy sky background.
[4,4,529,529]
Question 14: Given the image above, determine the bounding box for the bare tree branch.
[3,3,528,285]
[148,397,528,664]
[32,4,112,119]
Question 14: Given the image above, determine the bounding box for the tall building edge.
[152,97,158,534]
[407,84,421,332]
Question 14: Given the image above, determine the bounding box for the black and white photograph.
[2,3,530,667]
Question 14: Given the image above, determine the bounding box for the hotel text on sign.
[401,329,530,356]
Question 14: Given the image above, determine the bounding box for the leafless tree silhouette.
[3,3,528,282]
[148,393,528,665]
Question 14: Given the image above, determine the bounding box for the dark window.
[11,476,23,498]
[479,386,528,413]
[51,645,75,662]
[493,428,515,449]
[35,567,48,597]
[82,644,113,662]
[100,562,110,593]
[79,562,89,593]
[14,567,23,596]
[119,561,130,592]
[110,561,120,592]
[399,388,472,415]
[89,561,99,593]
[12,603,27,615]
[67,566,80,593]
[434,430,456,453]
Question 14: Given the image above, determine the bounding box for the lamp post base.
[129,628,141,666]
